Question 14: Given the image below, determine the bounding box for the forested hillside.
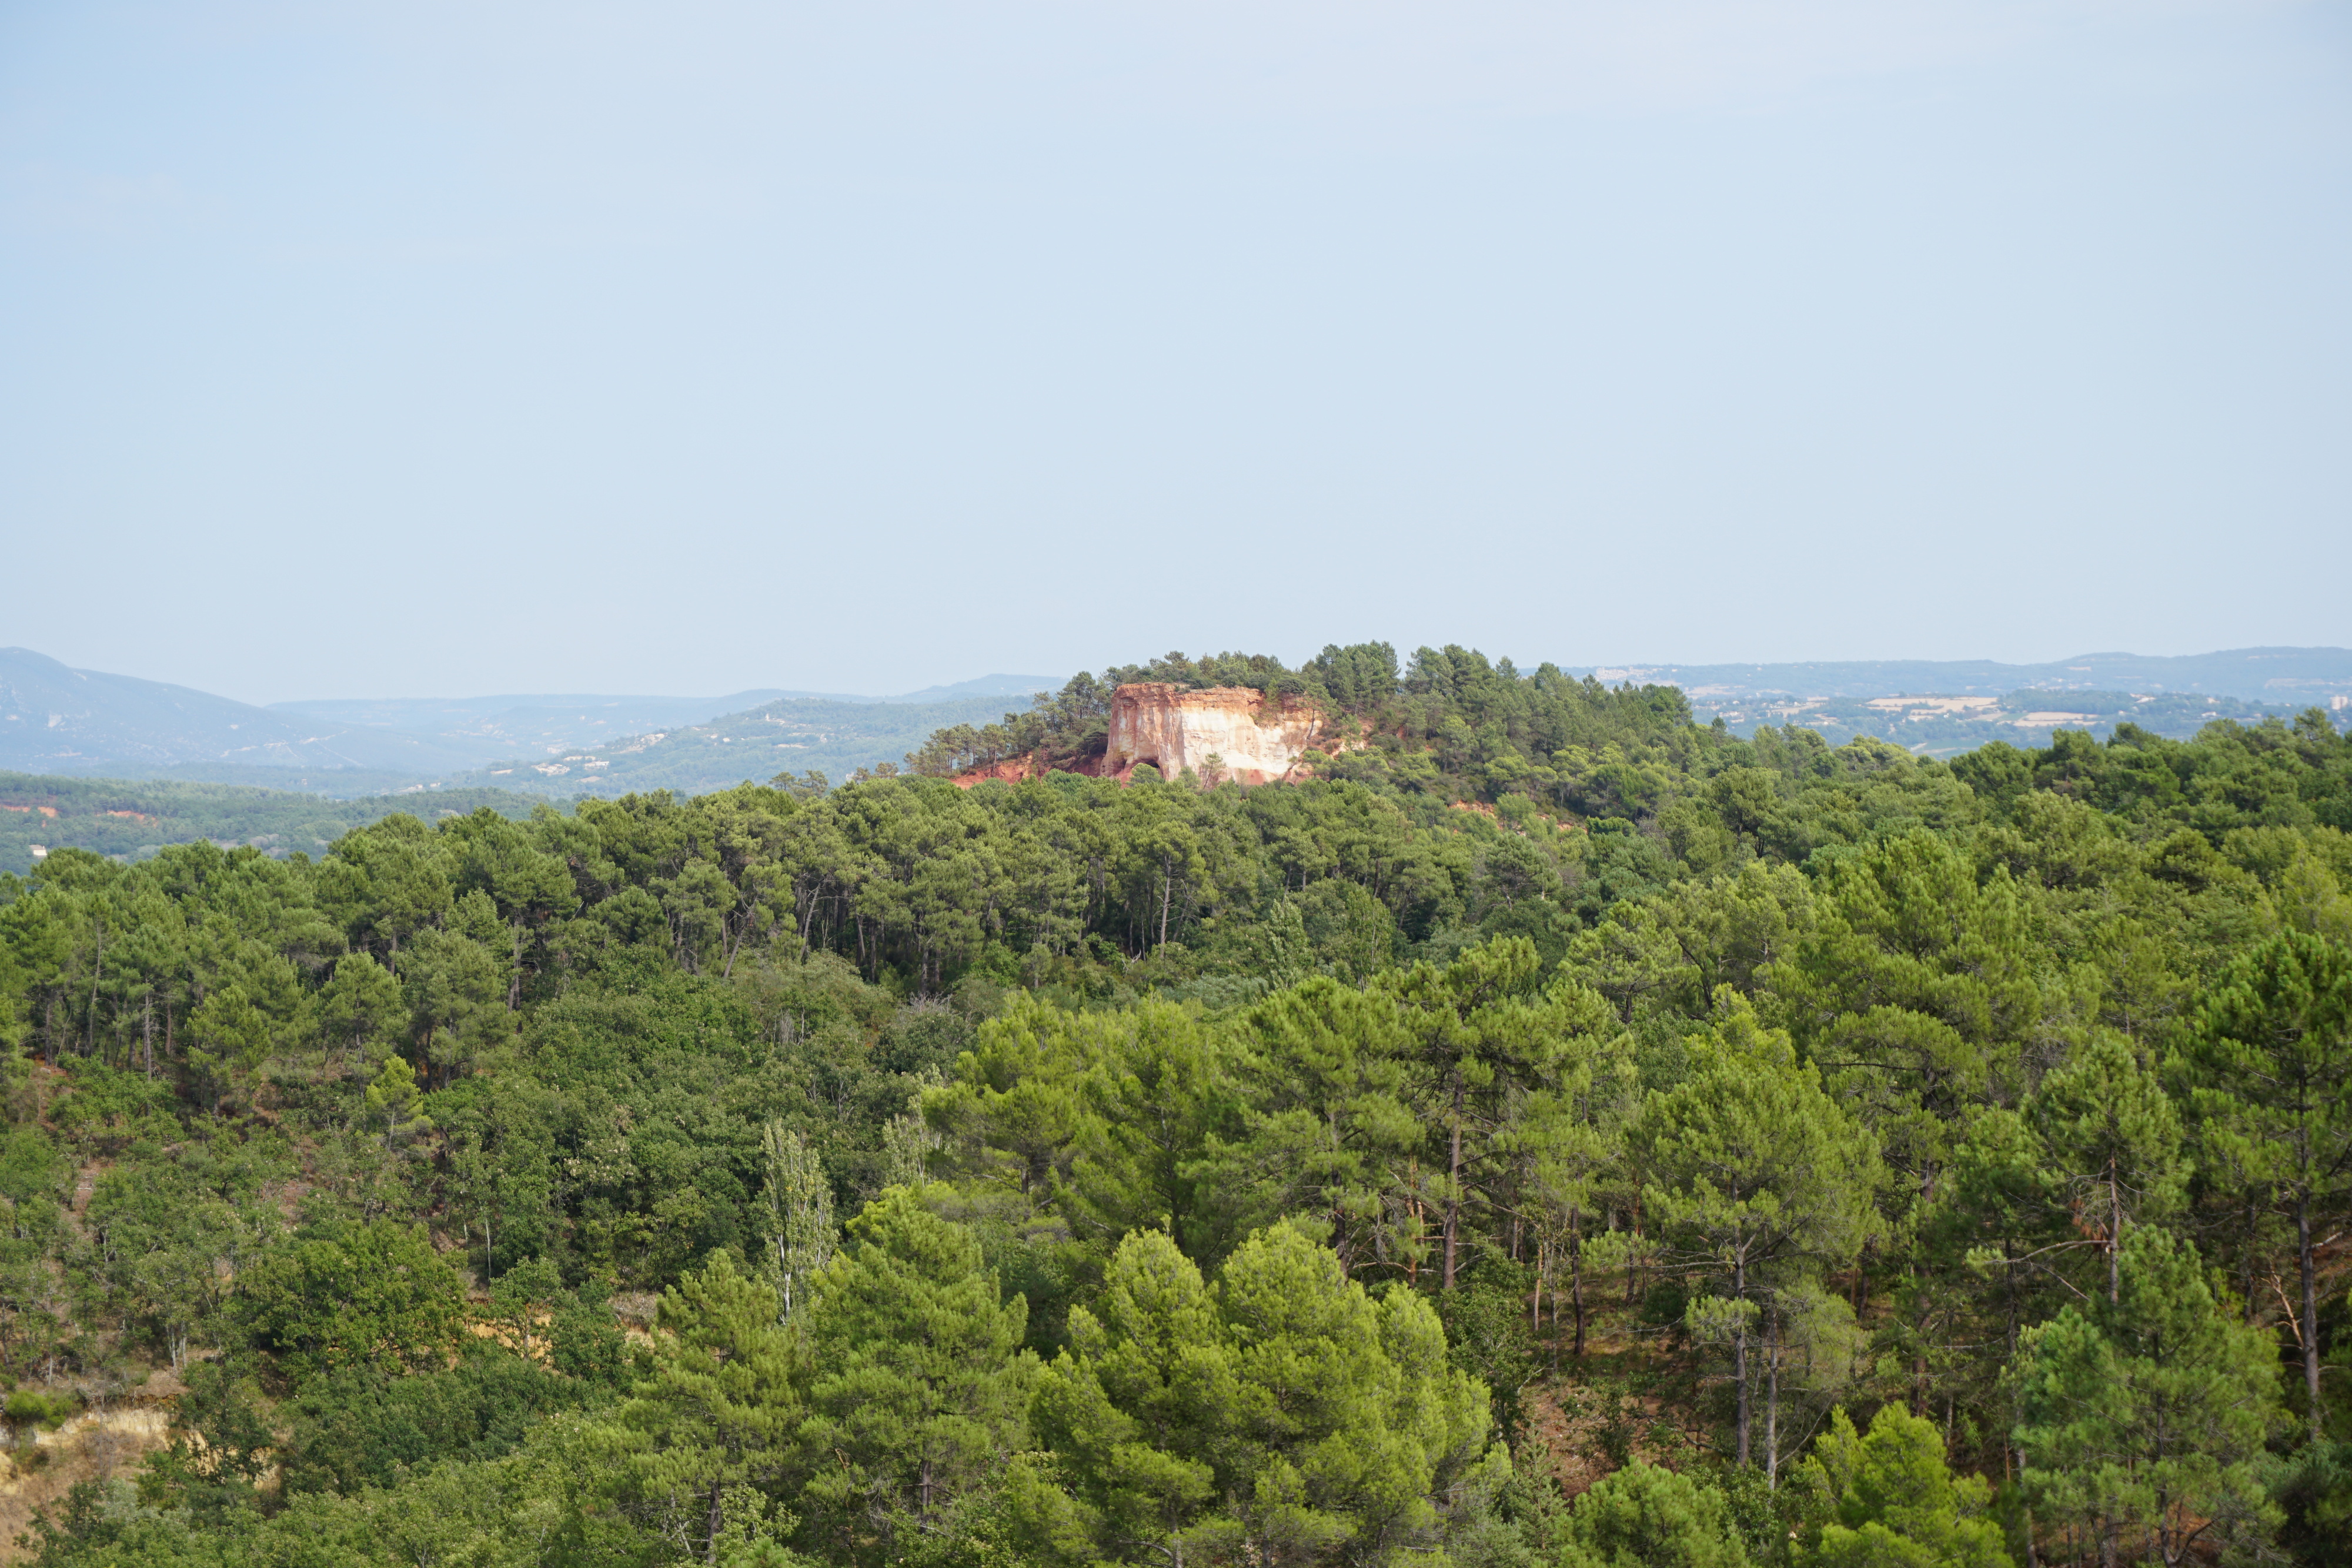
[0,774,546,877]
[1,643,2348,1567]
[447,691,1055,800]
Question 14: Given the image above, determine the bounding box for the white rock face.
[1104,684,1344,785]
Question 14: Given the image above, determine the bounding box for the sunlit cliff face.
[1102,684,1342,785]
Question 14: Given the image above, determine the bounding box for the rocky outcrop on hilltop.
[952,684,1354,788]
[1104,684,1347,784]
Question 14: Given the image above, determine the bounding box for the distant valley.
[0,648,1056,798]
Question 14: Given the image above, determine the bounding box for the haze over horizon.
[5,2,2347,704]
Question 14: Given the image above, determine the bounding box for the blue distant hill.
[0,647,1062,797]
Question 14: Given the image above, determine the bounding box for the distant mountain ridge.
[0,647,490,777]
[0,648,1063,797]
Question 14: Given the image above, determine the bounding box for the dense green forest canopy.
[1,642,2350,1567]
[904,642,1706,785]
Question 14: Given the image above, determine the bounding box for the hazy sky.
[3,1,2346,703]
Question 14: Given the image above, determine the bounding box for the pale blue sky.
[2,1,2346,703]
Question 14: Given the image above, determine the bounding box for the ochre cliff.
[952,684,1354,788]
[1105,684,1347,785]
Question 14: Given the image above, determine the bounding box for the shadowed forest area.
[1,643,2349,1566]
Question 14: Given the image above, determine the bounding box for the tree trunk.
[2301,1193,2323,1440]
[2108,1158,2122,1305]
[1443,1075,1464,1289]
[1626,1194,1643,1307]
[1571,1207,1587,1359]
[1765,1313,1781,1490]
[86,928,104,1057]
[1405,1161,1420,1285]
[1735,1252,1751,1467]
[2244,1197,2259,1325]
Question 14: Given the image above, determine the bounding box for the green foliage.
[1022,1224,1499,1567]
[1793,1404,2012,1567]
[0,770,547,877]
[279,1345,602,1496]
[2010,1226,2284,1564]
[799,1186,1036,1564]
[0,650,2348,1567]
[2173,929,2352,1440]
[602,1250,805,1564]
[135,1356,273,1523]
[1633,991,1879,1471]
[230,1219,465,1383]
[1552,1460,1753,1568]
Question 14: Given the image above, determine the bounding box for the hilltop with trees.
[0,641,2347,1566]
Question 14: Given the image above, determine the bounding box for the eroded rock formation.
[1105,684,1345,785]
[952,684,1354,788]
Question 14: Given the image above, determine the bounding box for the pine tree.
[2009,1226,2283,1567]
[1794,1403,2013,1567]
[1553,1460,1752,1568]
[1378,937,1608,1289]
[2172,930,2352,1440]
[602,1252,803,1564]
[1023,1224,1499,1567]
[798,1186,1035,1564]
[1633,989,1879,1475]
[1214,975,1422,1277]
